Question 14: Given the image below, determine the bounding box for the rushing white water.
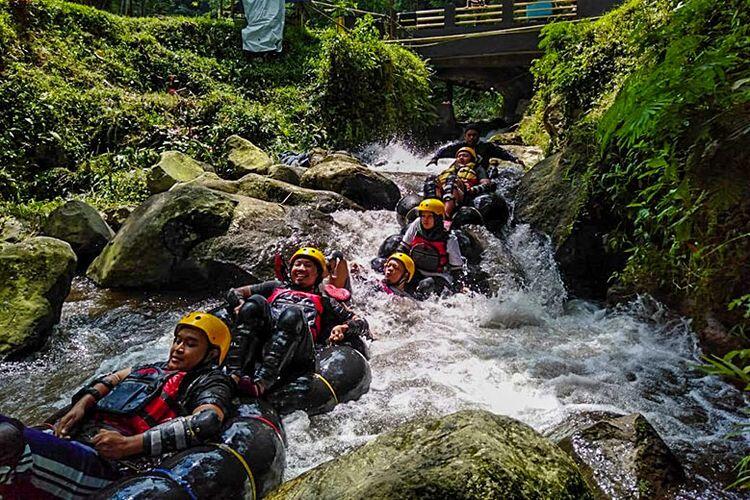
[0,141,747,497]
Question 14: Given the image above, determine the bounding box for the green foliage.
[0,0,431,204]
[451,86,504,122]
[313,17,432,148]
[700,349,750,489]
[526,2,750,485]
[521,0,750,333]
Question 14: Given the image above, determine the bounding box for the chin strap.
[142,410,222,456]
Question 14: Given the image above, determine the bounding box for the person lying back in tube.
[224,247,370,399]
[397,199,466,295]
[0,312,234,500]
[423,146,497,221]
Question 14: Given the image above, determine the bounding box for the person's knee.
[0,420,25,467]
[276,307,305,337]
[238,295,271,329]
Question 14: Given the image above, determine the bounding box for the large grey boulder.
[42,200,115,270]
[515,151,624,299]
[268,410,593,499]
[300,156,401,210]
[182,172,361,213]
[555,413,685,499]
[0,237,76,359]
[87,184,338,289]
[225,135,273,180]
[146,151,209,194]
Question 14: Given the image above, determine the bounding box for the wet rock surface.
[268,409,593,500]
[42,200,114,270]
[515,151,625,299]
[87,184,339,290]
[146,151,210,194]
[0,237,77,359]
[300,155,401,210]
[225,135,273,180]
[555,413,685,499]
[183,172,361,213]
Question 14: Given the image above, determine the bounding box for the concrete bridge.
[390,0,621,119]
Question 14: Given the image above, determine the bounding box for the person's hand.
[55,398,91,438]
[236,376,265,398]
[92,429,139,460]
[329,324,349,343]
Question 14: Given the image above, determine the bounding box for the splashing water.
[0,142,747,497]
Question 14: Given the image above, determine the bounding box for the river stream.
[0,142,747,498]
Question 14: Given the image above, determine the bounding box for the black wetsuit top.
[430,140,519,170]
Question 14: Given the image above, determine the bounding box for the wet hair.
[463,123,481,134]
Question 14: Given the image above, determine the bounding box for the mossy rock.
[0,216,31,243]
[42,200,115,270]
[268,409,593,500]
[225,135,273,180]
[0,237,77,360]
[300,157,400,210]
[88,184,340,290]
[146,151,209,194]
[182,172,361,213]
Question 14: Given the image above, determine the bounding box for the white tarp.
[241,0,285,53]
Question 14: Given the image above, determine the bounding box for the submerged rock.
[0,237,76,359]
[42,200,114,270]
[555,412,685,499]
[146,151,209,194]
[300,156,400,210]
[183,172,360,213]
[225,135,273,180]
[268,410,592,499]
[87,184,338,290]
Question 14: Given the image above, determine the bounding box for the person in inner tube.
[397,199,466,295]
[224,246,370,398]
[0,312,234,499]
[426,122,525,172]
[367,252,418,299]
[424,146,497,220]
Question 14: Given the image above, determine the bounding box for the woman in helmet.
[397,199,465,295]
[0,312,235,499]
[225,247,370,398]
[424,146,494,220]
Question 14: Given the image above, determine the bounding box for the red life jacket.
[267,288,325,341]
[94,366,187,435]
[410,233,449,273]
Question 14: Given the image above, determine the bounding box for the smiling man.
[0,312,234,499]
[225,247,369,398]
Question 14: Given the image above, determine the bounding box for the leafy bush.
[521,0,750,336]
[0,0,432,205]
[313,17,432,148]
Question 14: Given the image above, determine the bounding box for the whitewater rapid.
[0,140,746,497]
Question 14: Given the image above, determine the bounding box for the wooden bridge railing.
[396,0,585,36]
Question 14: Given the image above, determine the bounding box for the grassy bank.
[0,0,432,207]
[520,0,749,340]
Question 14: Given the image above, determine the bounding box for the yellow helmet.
[290,247,327,276]
[456,147,477,161]
[387,252,415,282]
[176,312,231,364]
[417,198,445,217]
